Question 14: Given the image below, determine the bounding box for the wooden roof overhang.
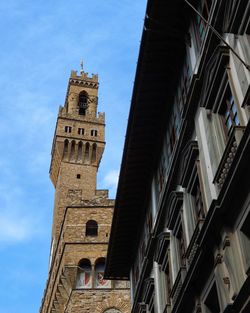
[105,0,189,279]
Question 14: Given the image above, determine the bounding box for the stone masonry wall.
[67,289,130,313]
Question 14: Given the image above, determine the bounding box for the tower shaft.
[40,69,130,313]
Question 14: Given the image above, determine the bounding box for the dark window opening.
[191,174,206,221]
[77,142,83,162]
[63,140,69,159]
[91,129,98,137]
[165,265,172,305]
[65,126,72,133]
[204,283,221,313]
[170,125,177,152]
[176,224,186,267]
[78,92,88,115]
[241,213,250,239]
[84,142,90,162]
[77,174,81,179]
[86,220,98,236]
[70,140,76,161]
[92,143,97,163]
[78,128,85,135]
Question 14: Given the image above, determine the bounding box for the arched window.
[63,139,69,160]
[78,91,88,115]
[77,141,83,162]
[95,258,110,288]
[84,142,90,163]
[76,259,92,288]
[86,220,98,236]
[91,143,97,163]
[70,140,76,161]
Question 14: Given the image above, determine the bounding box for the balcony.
[186,220,203,267]
[170,267,186,308]
[214,126,245,190]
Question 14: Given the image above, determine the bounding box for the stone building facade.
[106,0,250,313]
[40,69,130,313]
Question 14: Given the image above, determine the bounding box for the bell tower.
[40,68,130,313]
[50,69,105,244]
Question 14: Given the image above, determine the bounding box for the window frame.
[76,259,92,289]
[86,220,98,237]
[78,128,85,135]
[78,92,88,115]
[65,126,72,133]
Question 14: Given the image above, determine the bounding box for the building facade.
[106,1,250,313]
[40,69,130,313]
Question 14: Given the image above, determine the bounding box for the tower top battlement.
[70,69,98,83]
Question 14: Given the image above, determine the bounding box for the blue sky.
[0,1,146,312]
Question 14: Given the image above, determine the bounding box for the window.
[176,224,186,268]
[165,104,181,163]
[91,129,98,137]
[181,144,206,257]
[63,139,69,160]
[170,215,187,282]
[78,128,85,135]
[164,264,172,306]
[70,140,76,161]
[192,0,212,51]
[65,126,72,133]
[145,208,152,244]
[95,258,110,288]
[180,53,192,105]
[156,155,166,194]
[91,143,97,163]
[190,171,206,221]
[220,87,240,136]
[76,174,81,179]
[238,211,250,273]
[76,259,92,288]
[142,278,155,313]
[78,91,88,115]
[84,142,90,163]
[155,232,172,308]
[77,141,83,162]
[204,282,221,313]
[86,220,98,236]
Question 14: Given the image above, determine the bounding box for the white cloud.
[0,214,36,243]
[0,162,49,245]
[101,169,120,198]
[103,169,119,188]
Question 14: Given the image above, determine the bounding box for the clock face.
[104,309,121,313]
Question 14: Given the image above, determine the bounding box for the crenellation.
[70,70,98,83]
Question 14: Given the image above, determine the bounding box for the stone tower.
[40,69,130,313]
